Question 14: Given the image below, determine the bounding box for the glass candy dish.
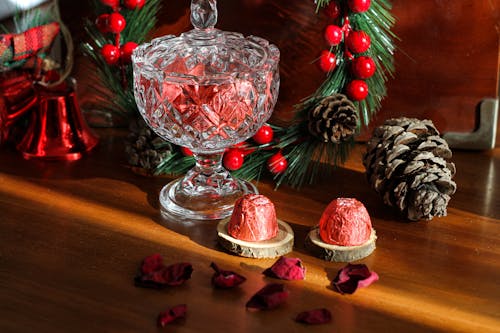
[132,0,280,220]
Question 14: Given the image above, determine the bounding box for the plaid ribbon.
[0,22,60,67]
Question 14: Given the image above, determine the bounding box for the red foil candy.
[263,257,306,281]
[319,198,372,246]
[227,194,278,242]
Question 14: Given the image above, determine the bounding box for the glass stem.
[193,152,224,176]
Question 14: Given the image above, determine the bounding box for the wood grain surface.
[1,129,499,333]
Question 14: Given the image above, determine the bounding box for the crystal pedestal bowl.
[132,0,280,220]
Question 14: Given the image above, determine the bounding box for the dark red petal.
[163,262,193,286]
[331,263,378,294]
[246,283,289,310]
[157,304,187,327]
[295,308,332,325]
[210,262,247,289]
[141,253,164,275]
[263,257,306,281]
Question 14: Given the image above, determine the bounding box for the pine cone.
[363,117,457,221]
[308,94,358,143]
[125,117,172,173]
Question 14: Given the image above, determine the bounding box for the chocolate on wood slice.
[305,227,377,262]
[217,219,294,258]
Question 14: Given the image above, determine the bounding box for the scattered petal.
[210,262,247,289]
[162,262,193,286]
[246,283,289,310]
[295,308,332,325]
[263,257,306,281]
[134,255,193,289]
[331,263,378,294]
[141,253,164,275]
[157,304,187,327]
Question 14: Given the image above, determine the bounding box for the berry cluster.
[181,124,288,175]
[96,0,144,66]
[319,0,375,102]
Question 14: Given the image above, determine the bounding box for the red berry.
[346,80,369,101]
[124,0,146,9]
[108,12,126,34]
[120,42,138,63]
[100,0,120,8]
[348,0,371,13]
[324,25,343,46]
[101,44,120,65]
[252,124,274,145]
[95,14,109,33]
[180,147,193,156]
[346,30,371,54]
[324,1,341,19]
[318,50,337,73]
[351,56,376,79]
[223,149,244,171]
[267,152,288,175]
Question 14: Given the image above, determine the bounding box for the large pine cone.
[125,117,171,173]
[308,94,358,143]
[363,118,457,221]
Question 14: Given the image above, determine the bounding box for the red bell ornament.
[17,79,99,160]
[0,71,38,144]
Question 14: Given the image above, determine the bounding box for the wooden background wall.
[63,0,500,145]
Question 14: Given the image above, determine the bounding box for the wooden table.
[0,129,499,333]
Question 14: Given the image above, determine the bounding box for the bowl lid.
[132,0,280,83]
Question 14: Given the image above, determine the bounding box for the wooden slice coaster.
[305,227,377,262]
[217,219,294,259]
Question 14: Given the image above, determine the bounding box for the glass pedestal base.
[159,177,258,220]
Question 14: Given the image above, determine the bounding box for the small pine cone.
[308,94,359,143]
[363,117,457,221]
[125,117,171,173]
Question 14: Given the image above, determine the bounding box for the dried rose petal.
[134,256,193,289]
[141,253,164,275]
[162,262,193,286]
[210,262,246,289]
[263,257,306,281]
[331,263,378,295]
[157,304,187,327]
[295,308,332,325]
[246,283,289,310]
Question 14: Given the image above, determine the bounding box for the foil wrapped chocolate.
[227,194,278,242]
[319,198,372,246]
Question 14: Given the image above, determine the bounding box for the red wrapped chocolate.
[227,194,278,242]
[319,198,372,246]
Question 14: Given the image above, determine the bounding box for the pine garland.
[81,0,162,122]
[234,0,396,188]
[85,0,396,188]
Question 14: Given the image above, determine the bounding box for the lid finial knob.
[191,0,218,30]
